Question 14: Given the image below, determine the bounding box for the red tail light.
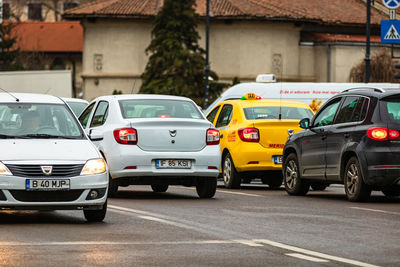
[238,128,259,142]
[367,127,400,141]
[114,128,137,145]
[206,129,220,145]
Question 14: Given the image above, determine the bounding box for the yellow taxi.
[206,93,314,188]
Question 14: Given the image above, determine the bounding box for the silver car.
[78,94,221,198]
[0,93,108,222]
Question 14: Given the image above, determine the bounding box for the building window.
[63,1,79,11]
[27,3,42,21]
[2,3,11,20]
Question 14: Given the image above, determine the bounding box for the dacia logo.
[41,166,53,176]
[169,130,177,137]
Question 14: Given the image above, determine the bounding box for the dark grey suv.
[282,87,400,202]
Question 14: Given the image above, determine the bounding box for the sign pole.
[204,0,210,109]
[365,0,371,83]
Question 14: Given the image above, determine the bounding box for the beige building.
[64,0,396,101]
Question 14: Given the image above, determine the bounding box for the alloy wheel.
[285,160,298,190]
[223,157,232,184]
[346,163,359,196]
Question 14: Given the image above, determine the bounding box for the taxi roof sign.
[241,93,261,100]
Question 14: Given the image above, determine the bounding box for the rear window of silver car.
[0,103,84,138]
[244,106,314,120]
[119,99,203,119]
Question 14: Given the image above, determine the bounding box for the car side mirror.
[89,129,103,141]
[299,118,310,129]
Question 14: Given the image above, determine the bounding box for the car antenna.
[0,87,19,102]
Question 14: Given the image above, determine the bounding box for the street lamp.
[365,0,371,83]
[204,0,210,109]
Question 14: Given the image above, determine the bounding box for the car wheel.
[262,172,283,189]
[344,156,371,202]
[222,153,241,189]
[283,153,309,196]
[84,201,107,223]
[311,184,327,191]
[382,189,400,197]
[151,184,169,193]
[108,175,118,198]
[196,177,217,198]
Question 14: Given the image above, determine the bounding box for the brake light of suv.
[367,127,400,141]
[206,129,220,145]
[114,128,138,144]
[238,128,259,142]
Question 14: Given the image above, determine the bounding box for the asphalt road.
[0,181,399,267]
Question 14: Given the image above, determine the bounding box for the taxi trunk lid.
[252,120,301,149]
[129,119,212,152]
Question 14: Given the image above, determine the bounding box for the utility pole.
[204,0,210,109]
[365,0,371,83]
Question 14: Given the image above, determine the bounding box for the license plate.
[274,156,283,164]
[156,159,191,169]
[26,179,70,191]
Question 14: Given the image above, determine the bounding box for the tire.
[311,184,327,191]
[283,153,309,196]
[151,184,169,193]
[262,172,283,189]
[196,177,217,198]
[108,175,118,197]
[84,201,107,223]
[344,156,371,202]
[222,153,241,189]
[382,189,400,197]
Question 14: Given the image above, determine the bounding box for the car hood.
[0,139,100,162]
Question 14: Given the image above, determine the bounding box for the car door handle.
[344,133,350,138]
[220,134,224,139]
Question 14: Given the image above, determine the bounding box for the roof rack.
[342,87,385,93]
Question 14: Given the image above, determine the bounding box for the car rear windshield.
[383,96,400,122]
[244,106,314,120]
[119,99,203,119]
[0,103,84,139]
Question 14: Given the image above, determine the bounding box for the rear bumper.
[108,145,221,180]
[230,144,283,172]
[365,166,400,187]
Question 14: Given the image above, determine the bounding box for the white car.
[62,97,89,117]
[78,94,221,198]
[0,93,108,222]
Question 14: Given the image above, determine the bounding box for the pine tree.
[0,22,21,71]
[140,0,220,105]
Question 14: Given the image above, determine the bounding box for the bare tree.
[349,48,398,82]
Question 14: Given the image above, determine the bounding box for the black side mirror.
[299,118,310,129]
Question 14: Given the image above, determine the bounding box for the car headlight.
[0,162,12,176]
[80,159,107,175]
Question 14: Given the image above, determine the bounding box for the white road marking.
[286,253,329,263]
[171,186,263,197]
[255,239,380,267]
[109,205,379,267]
[350,207,400,216]
[0,240,239,246]
[216,190,263,197]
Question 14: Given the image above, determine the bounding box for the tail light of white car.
[238,128,259,142]
[114,128,138,145]
[206,129,220,145]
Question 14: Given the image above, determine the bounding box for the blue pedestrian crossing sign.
[381,20,400,43]
[383,0,400,9]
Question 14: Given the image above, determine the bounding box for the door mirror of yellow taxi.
[89,129,104,141]
[299,118,310,129]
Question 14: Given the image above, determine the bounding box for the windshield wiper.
[17,134,78,139]
[0,134,17,139]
